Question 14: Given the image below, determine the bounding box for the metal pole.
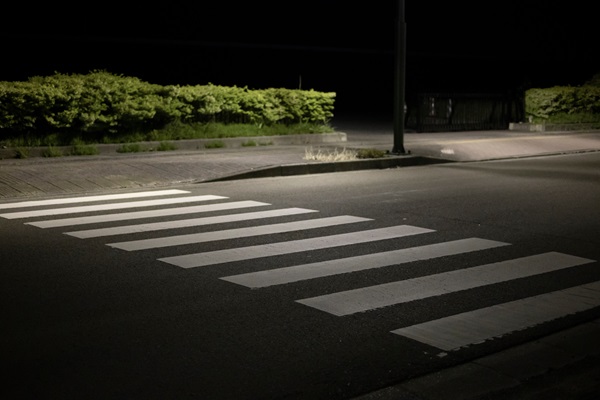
[392,0,407,154]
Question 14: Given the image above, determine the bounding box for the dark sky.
[3,1,597,114]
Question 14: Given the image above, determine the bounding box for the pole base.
[390,147,410,155]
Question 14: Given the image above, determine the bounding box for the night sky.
[3,1,597,115]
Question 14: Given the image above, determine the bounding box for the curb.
[509,123,600,133]
[202,155,452,182]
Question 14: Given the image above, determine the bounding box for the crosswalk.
[2,189,598,352]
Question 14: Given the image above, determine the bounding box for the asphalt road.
[1,152,599,399]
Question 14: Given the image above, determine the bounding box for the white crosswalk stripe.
[66,208,318,238]
[108,215,372,251]
[220,238,510,288]
[26,201,270,228]
[0,195,227,219]
[2,189,597,352]
[0,189,190,210]
[158,225,434,269]
[391,280,600,351]
[296,252,594,316]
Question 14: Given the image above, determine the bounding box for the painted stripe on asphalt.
[159,225,434,269]
[0,195,228,219]
[26,201,269,228]
[66,208,318,238]
[109,216,372,251]
[0,189,190,210]
[221,238,510,288]
[296,252,595,316]
[392,280,600,351]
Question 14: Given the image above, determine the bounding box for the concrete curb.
[202,155,452,182]
[509,123,600,133]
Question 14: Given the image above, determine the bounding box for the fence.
[406,92,523,132]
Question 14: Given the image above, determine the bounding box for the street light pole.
[392,0,407,154]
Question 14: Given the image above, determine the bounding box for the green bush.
[0,71,336,142]
[525,72,600,123]
[156,141,177,151]
[356,148,387,159]
[204,140,225,149]
[14,147,30,159]
[117,143,143,153]
[42,146,63,157]
[70,139,99,155]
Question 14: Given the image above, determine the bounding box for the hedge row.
[0,71,336,137]
[525,73,600,122]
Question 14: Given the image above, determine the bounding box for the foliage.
[204,140,226,149]
[70,139,99,155]
[156,141,177,151]
[525,72,600,123]
[116,143,144,153]
[356,148,387,159]
[14,147,30,159]
[42,146,63,157]
[303,147,358,162]
[0,71,336,142]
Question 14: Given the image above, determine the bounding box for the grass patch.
[0,121,332,148]
[356,148,387,159]
[304,147,358,162]
[70,138,99,156]
[304,147,388,162]
[14,147,30,159]
[204,140,226,149]
[117,143,143,153]
[153,121,333,141]
[42,146,63,157]
[156,141,177,151]
[0,121,333,158]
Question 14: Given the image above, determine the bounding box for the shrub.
[204,140,225,149]
[14,147,29,159]
[117,143,143,153]
[525,77,600,123]
[42,146,63,157]
[157,141,177,151]
[70,142,99,156]
[356,148,387,159]
[0,71,336,141]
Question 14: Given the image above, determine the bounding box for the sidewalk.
[1,126,600,400]
[2,128,600,200]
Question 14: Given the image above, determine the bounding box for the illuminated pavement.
[1,127,600,399]
[1,128,600,200]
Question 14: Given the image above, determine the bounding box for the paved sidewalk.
[1,126,600,400]
[1,128,600,200]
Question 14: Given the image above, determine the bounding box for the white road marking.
[296,252,595,316]
[25,201,269,228]
[0,189,190,210]
[392,280,600,351]
[109,216,372,251]
[159,225,434,269]
[0,195,228,219]
[66,208,319,238]
[221,238,509,288]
